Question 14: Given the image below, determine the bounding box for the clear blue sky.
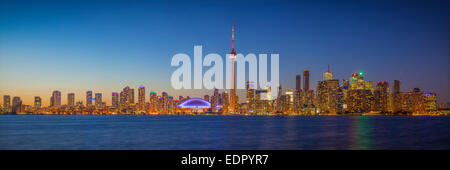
[0,0,449,105]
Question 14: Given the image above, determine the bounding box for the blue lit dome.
[178,98,211,108]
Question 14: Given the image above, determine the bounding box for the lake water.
[0,115,449,150]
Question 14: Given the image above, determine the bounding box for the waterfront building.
[222,91,229,114]
[51,90,61,107]
[296,74,301,91]
[294,73,303,113]
[86,91,93,107]
[162,92,168,113]
[304,89,315,109]
[332,88,345,114]
[391,80,402,113]
[293,90,302,113]
[68,93,75,107]
[95,93,102,109]
[3,95,11,112]
[246,81,256,112]
[303,69,310,93]
[402,88,425,114]
[424,93,437,113]
[346,89,373,113]
[138,86,145,111]
[12,96,22,113]
[120,86,131,108]
[210,89,219,112]
[130,88,135,104]
[275,84,283,112]
[316,78,340,114]
[149,92,158,113]
[112,92,119,108]
[285,89,294,112]
[393,80,400,93]
[34,96,42,109]
[374,81,389,113]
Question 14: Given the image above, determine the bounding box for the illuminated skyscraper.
[285,89,294,112]
[95,93,102,108]
[402,88,424,113]
[51,90,61,107]
[303,69,310,92]
[222,91,229,114]
[347,72,375,113]
[86,91,93,107]
[293,90,302,113]
[246,81,255,112]
[210,89,219,112]
[275,84,283,112]
[229,24,237,113]
[138,86,145,110]
[149,92,157,112]
[3,95,11,112]
[130,88,135,104]
[112,92,119,108]
[12,96,22,113]
[121,86,130,107]
[294,74,303,113]
[374,81,389,113]
[304,90,315,109]
[323,65,333,81]
[316,66,341,114]
[255,89,270,113]
[68,93,75,107]
[162,92,168,113]
[296,74,301,92]
[346,89,372,113]
[424,93,437,113]
[391,80,402,113]
[332,88,345,114]
[34,96,41,109]
[317,79,339,113]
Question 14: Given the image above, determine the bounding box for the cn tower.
[229,24,237,113]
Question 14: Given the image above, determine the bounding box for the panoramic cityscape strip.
[1,69,447,116]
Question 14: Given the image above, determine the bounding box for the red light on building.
[377,81,389,85]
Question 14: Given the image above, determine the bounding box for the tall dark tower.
[296,74,301,92]
[229,24,237,113]
[393,80,400,93]
[303,69,310,92]
[391,80,402,113]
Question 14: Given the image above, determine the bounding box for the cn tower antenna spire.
[232,23,234,49]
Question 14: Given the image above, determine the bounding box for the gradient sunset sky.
[0,0,449,106]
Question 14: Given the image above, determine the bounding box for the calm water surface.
[0,115,449,150]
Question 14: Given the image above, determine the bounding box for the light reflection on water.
[0,115,449,150]
[350,116,372,150]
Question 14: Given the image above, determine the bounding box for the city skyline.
[0,69,444,108]
[1,0,449,106]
